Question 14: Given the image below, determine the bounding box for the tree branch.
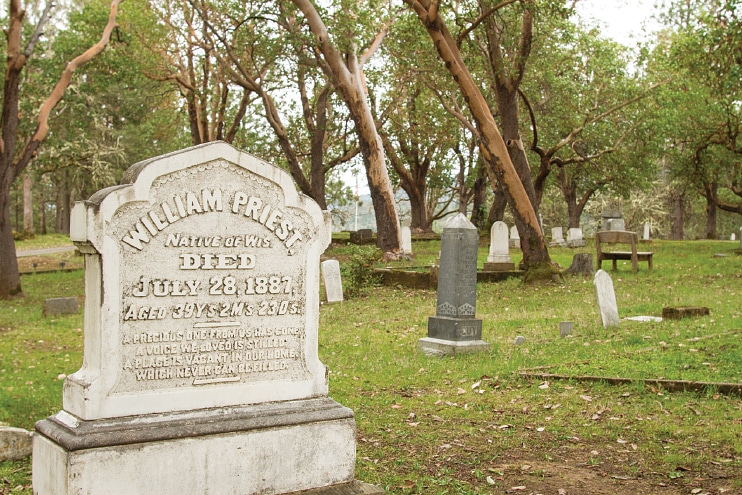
[456,0,518,46]
[15,0,122,177]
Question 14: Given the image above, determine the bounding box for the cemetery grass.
[0,238,739,494]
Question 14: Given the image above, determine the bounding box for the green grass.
[1,235,741,494]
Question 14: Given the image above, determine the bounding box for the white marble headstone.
[551,226,566,246]
[509,225,520,248]
[566,227,586,248]
[594,269,620,328]
[488,221,511,263]
[65,143,331,420]
[321,259,343,303]
[401,226,412,254]
[643,223,651,241]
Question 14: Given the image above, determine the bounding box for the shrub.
[339,245,382,299]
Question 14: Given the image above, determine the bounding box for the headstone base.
[566,240,586,248]
[418,337,490,357]
[427,315,483,341]
[483,261,516,272]
[33,398,375,495]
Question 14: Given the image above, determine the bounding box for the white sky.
[575,0,662,46]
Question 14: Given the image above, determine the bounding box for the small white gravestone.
[594,269,620,328]
[321,259,343,303]
[731,233,736,241]
[401,225,412,254]
[566,227,586,248]
[32,143,381,495]
[551,227,566,246]
[643,223,651,241]
[484,221,514,271]
[509,225,520,248]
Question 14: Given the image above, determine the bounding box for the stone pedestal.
[419,214,488,357]
[34,398,369,495]
[33,142,382,495]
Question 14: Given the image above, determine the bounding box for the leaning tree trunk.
[291,0,401,256]
[404,0,552,276]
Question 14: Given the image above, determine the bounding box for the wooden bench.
[596,231,653,272]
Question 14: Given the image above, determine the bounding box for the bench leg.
[612,259,617,271]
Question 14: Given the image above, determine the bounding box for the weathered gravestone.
[349,228,373,245]
[643,223,651,241]
[484,221,514,271]
[419,213,489,356]
[607,218,626,231]
[0,426,33,461]
[400,226,412,255]
[601,211,622,231]
[550,227,566,247]
[321,259,344,303]
[32,143,382,495]
[509,225,520,248]
[566,227,586,248]
[43,297,79,316]
[594,269,620,328]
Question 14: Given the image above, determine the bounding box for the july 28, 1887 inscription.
[63,142,331,420]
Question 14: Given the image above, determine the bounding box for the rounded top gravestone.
[66,142,332,420]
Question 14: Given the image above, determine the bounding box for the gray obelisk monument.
[419,213,489,356]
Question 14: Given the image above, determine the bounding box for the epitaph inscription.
[111,163,312,392]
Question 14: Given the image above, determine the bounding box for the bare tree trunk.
[704,182,718,240]
[487,180,508,226]
[55,169,71,234]
[22,170,33,234]
[40,194,47,234]
[670,191,685,240]
[469,161,488,230]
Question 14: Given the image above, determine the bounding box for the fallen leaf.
[580,395,592,402]
[486,476,495,485]
[472,380,481,389]
[508,486,526,492]
[457,388,466,395]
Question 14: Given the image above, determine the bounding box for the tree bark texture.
[22,170,33,234]
[703,182,718,239]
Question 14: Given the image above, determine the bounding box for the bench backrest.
[596,230,637,252]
